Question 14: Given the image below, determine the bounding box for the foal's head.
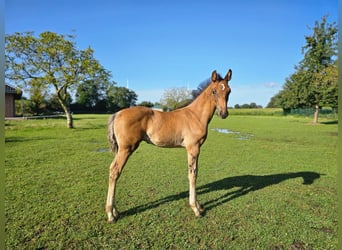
[210,69,232,119]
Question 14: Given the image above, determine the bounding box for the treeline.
[14,83,139,116]
[233,103,263,109]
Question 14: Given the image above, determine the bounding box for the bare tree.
[160,87,191,110]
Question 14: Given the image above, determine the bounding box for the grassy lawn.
[5,114,337,249]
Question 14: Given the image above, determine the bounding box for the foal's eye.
[221,83,225,91]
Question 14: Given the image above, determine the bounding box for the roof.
[5,84,22,99]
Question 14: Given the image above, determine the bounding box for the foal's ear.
[211,70,217,82]
[225,69,232,82]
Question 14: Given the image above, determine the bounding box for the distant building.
[151,105,164,112]
[5,84,22,117]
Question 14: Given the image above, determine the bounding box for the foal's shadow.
[121,171,321,217]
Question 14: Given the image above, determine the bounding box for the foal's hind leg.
[106,147,132,222]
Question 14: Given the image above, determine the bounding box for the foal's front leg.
[187,145,204,217]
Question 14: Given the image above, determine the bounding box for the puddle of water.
[211,128,233,134]
[95,148,110,153]
[211,128,253,140]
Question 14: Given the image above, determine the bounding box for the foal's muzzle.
[218,109,229,119]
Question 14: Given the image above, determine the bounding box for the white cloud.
[264,82,277,88]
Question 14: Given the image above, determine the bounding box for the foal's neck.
[187,86,216,126]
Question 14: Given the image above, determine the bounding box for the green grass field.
[5,113,337,249]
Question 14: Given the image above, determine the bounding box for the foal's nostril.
[219,110,228,119]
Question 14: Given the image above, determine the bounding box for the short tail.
[107,114,118,154]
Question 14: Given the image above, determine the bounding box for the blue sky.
[5,0,338,107]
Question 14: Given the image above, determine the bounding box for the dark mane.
[192,73,224,98]
[175,73,224,110]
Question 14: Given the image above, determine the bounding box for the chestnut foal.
[106,69,232,222]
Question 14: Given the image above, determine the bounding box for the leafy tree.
[249,102,259,109]
[268,16,337,123]
[301,16,337,71]
[319,61,338,108]
[46,92,72,113]
[75,79,110,111]
[266,93,283,108]
[5,31,111,128]
[106,85,138,112]
[279,69,310,110]
[138,101,154,108]
[300,16,337,123]
[15,97,30,116]
[160,87,191,110]
[26,78,48,115]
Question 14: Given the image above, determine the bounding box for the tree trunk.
[55,86,74,128]
[313,104,319,124]
[58,98,74,128]
[65,109,74,128]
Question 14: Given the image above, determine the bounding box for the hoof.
[191,204,204,217]
[196,204,205,217]
[107,214,116,223]
[107,209,120,223]
[196,215,203,219]
[196,202,204,214]
[197,209,205,217]
[107,215,119,223]
[108,219,116,223]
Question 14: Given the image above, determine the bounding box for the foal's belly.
[143,132,185,148]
